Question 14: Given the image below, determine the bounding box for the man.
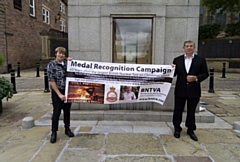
[122,86,136,100]
[172,40,209,141]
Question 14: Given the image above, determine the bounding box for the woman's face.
[55,51,66,62]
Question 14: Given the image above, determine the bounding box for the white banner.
[65,60,175,105]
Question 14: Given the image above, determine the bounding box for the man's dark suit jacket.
[173,54,209,98]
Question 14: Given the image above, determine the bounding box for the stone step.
[42,110,215,123]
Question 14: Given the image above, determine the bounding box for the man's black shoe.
[65,128,75,137]
[174,132,180,138]
[50,131,57,143]
[187,131,198,141]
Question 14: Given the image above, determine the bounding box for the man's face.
[183,43,195,55]
[126,87,131,93]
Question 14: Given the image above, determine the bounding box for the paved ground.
[0,69,240,162]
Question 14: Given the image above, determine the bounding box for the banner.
[65,60,175,105]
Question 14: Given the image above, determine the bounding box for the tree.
[201,0,240,13]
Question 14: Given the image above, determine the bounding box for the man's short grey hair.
[183,40,195,47]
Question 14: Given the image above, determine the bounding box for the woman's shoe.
[50,131,57,143]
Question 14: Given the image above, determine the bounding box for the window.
[42,7,50,24]
[29,0,35,17]
[60,20,66,32]
[14,0,22,11]
[60,1,65,13]
[199,6,204,24]
[112,18,153,64]
[215,13,226,28]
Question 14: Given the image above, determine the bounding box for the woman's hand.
[58,94,66,101]
[67,57,73,61]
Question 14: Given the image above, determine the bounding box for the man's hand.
[187,75,197,82]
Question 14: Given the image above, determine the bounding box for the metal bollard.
[10,69,17,94]
[0,100,2,114]
[36,62,40,77]
[44,68,50,92]
[8,64,12,73]
[221,62,226,78]
[208,68,215,93]
[17,62,21,77]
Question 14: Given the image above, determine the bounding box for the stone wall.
[68,0,200,63]
[206,59,240,73]
[68,0,201,111]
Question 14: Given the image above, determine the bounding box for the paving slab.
[224,107,240,115]
[211,130,240,144]
[106,134,165,155]
[133,126,172,134]
[204,144,239,162]
[58,149,101,162]
[0,141,43,162]
[195,129,221,144]
[0,112,28,127]
[160,134,208,156]
[11,102,40,113]
[0,127,20,143]
[69,134,105,149]
[92,125,133,133]
[224,117,240,125]
[11,127,49,141]
[31,141,66,162]
[79,126,93,132]
[174,156,212,162]
[106,156,171,162]
[225,145,240,161]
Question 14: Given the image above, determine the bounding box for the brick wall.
[0,0,68,73]
[0,1,6,72]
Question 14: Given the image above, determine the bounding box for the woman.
[47,47,74,143]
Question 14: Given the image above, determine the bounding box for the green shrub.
[0,76,13,100]
[225,22,240,36]
[198,23,221,40]
[0,54,13,101]
[0,54,4,66]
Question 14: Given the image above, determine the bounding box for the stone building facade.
[199,5,240,28]
[68,0,201,111]
[0,0,68,73]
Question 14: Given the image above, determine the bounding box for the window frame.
[112,17,153,64]
[29,0,35,17]
[14,0,22,11]
[42,7,50,24]
[60,1,65,13]
[60,20,66,32]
